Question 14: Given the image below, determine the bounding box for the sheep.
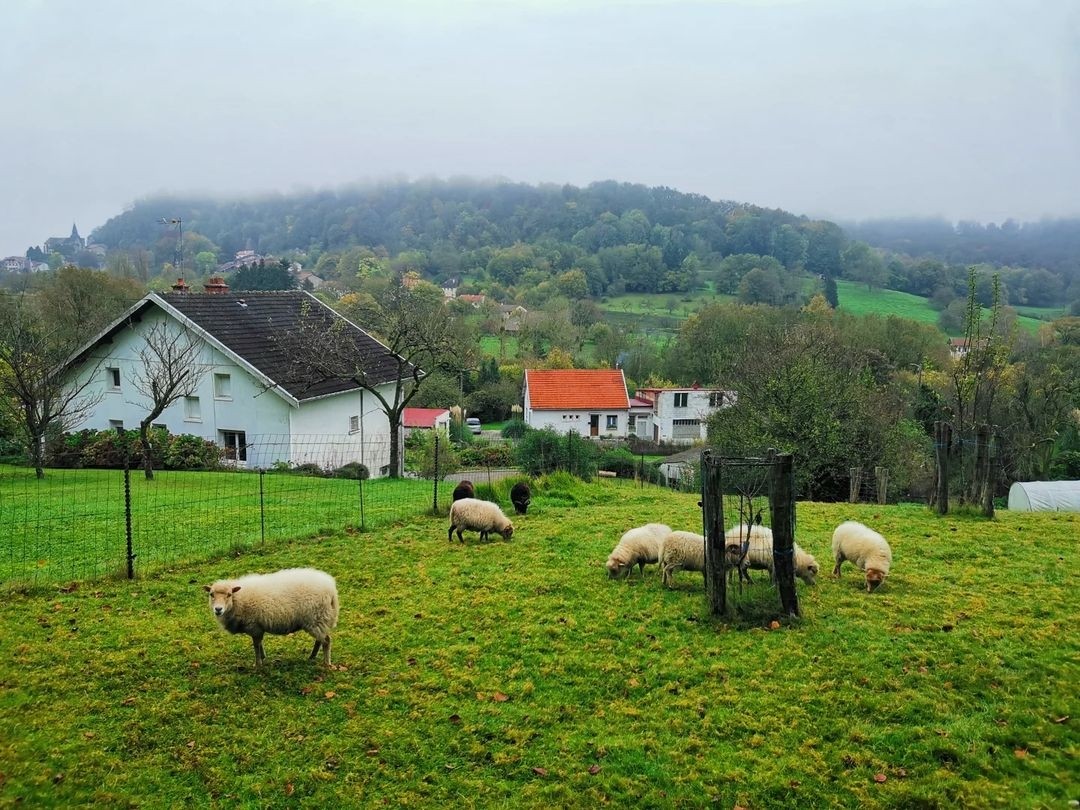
[204,567,339,667]
[658,530,706,588]
[448,497,514,543]
[452,479,475,502]
[606,523,672,579]
[510,481,532,515]
[832,520,892,592]
[724,524,819,586]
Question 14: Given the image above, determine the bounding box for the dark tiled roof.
[158,291,408,401]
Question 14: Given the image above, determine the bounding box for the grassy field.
[0,477,1075,808]
[479,334,520,361]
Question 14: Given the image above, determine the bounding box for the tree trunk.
[139,420,155,481]
[30,432,44,479]
[387,416,402,478]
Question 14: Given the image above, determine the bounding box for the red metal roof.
[525,369,628,410]
[403,407,450,428]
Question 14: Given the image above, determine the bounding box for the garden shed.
[1007,481,1080,512]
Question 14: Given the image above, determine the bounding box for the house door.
[589,414,599,437]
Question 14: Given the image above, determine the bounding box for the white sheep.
[448,497,515,543]
[204,567,340,667]
[606,523,672,579]
[724,524,820,586]
[832,520,892,592]
[659,530,706,588]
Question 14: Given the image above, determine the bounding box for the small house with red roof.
[523,369,630,438]
[402,407,451,436]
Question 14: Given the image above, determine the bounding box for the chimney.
[204,276,229,294]
[171,277,190,292]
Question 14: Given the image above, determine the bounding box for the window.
[221,430,247,462]
[213,373,232,399]
[628,414,636,429]
[673,392,688,408]
[709,392,726,407]
[184,396,201,421]
[106,367,121,390]
[349,415,360,434]
[108,419,124,433]
[605,415,618,430]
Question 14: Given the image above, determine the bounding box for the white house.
[403,407,451,437]
[635,385,735,445]
[523,369,630,438]
[62,287,412,476]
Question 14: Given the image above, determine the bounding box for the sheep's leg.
[309,638,322,660]
[456,528,465,542]
[251,633,266,667]
[480,530,489,542]
[832,558,843,577]
[321,635,332,666]
[448,525,456,542]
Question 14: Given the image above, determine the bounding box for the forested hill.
[90,179,847,289]
[844,217,1080,275]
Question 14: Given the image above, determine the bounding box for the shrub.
[500,419,528,439]
[405,429,459,479]
[514,428,598,480]
[161,433,223,471]
[598,447,638,478]
[333,462,370,480]
[459,442,515,469]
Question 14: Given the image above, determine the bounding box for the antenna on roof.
[159,217,183,281]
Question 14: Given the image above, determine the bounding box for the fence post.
[259,469,266,543]
[432,433,440,515]
[875,466,889,505]
[769,451,799,618]
[702,450,727,618]
[848,467,862,503]
[123,454,135,580]
[980,425,995,518]
[359,473,366,531]
[567,431,574,476]
[934,421,950,515]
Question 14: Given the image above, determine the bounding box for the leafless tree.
[0,296,103,478]
[128,321,208,480]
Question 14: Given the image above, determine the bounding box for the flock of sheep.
[203,481,893,668]
[606,519,893,594]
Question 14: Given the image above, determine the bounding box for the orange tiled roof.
[525,369,628,410]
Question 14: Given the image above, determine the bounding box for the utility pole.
[160,217,183,278]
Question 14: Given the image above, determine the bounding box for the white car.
[466,417,482,435]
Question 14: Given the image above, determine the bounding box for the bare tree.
[128,321,208,480]
[276,283,472,477]
[0,296,103,478]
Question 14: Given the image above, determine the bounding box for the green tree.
[231,262,297,291]
[841,242,888,291]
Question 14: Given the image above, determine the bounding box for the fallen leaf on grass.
[186,741,195,749]
[789,780,800,788]
[873,773,887,783]
[493,692,509,702]
[366,749,379,757]
[588,765,601,775]
[893,768,907,778]
[1054,716,1069,724]
[324,691,336,699]
[448,714,462,724]
[769,620,781,630]
[121,696,136,707]
[1014,749,1028,759]
[531,767,548,777]
[284,783,294,796]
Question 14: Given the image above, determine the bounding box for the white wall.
[652,389,727,444]
[525,408,626,438]
[287,383,396,475]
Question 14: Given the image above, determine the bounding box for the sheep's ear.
[202,585,211,593]
[231,585,242,594]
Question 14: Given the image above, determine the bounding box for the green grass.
[479,334,520,361]
[0,477,1075,808]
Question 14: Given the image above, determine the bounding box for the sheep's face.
[724,544,744,566]
[606,555,631,578]
[865,569,886,592]
[205,583,242,616]
[499,524,514,541]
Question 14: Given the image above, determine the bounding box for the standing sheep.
[448,497,515,543]
[204,567,339,667]
[452,480,475,502]
[832,520,892,592]
[606,523,671,579]
[658,530,706,588]
[510,481,532,515]
[724,524,819,586]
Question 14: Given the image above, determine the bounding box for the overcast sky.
[2,0,1077,257]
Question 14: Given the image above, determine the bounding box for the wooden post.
[769,452,799,618]
[848,467,862,503]
[934,421,950,515]
[875,466,889,505]
[979,425,995,518]
[701,450,727,618]
[969,424,988,505]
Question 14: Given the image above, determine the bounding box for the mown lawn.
[0,477,1075,808]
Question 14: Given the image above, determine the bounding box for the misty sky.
[2,0,1078,257]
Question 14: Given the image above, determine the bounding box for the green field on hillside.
[0,477,1074,808]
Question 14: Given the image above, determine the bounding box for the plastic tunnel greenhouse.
[1006,481,1080,512]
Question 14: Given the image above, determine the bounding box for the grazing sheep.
[452,480,475,502]
[448,497,515,543]
[724,524,819,586]
[606,523,672,579]
[659,531,706,588]
[832,521,892,592]
[204,567,339,667]
[510,481,532,515]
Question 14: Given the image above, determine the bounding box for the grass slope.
[0,480,1075,808]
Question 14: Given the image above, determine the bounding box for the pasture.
[0,480,1075,808]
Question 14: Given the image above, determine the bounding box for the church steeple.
[70,223,80,239]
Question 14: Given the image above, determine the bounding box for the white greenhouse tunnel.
[1007,481,1080,512]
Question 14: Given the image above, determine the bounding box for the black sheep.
[510,481,532,515]
[452,480,475,502]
